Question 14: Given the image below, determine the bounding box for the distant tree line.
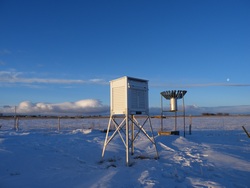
[202,113,230,116]
[0,114,106,119]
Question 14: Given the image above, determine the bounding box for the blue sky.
[0,0,250,114]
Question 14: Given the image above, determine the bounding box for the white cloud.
[0,71,108,85]
[1,99,109,115]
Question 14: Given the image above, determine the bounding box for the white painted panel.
[112,86,126,114]
[110,76,149,115]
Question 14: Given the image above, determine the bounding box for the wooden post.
[174,111,177,131]
[189,115,192,135]
[160,95,163,131]
[14,106,17,130]
[15,117,19,131]
[58,117,61,131]
[182,96,185,137]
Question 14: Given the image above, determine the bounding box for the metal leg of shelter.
[125,115,130,166]
[102,116,113,158]
[131,115,135,155]
[148,116,159,159]
[131,115,159,159]
[102,116,127,158]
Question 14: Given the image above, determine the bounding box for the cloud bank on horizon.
[1,99,109,115]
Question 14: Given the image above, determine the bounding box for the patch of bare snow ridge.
[72,128,92,134]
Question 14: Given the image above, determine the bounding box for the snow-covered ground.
[0,116,250,188]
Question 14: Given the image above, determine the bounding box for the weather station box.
[110,76,149,115]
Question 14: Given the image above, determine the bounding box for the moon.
[226,78,230,82]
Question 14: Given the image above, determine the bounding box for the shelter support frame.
[102,114,159,166]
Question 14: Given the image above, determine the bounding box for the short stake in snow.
[242,126,250,138]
